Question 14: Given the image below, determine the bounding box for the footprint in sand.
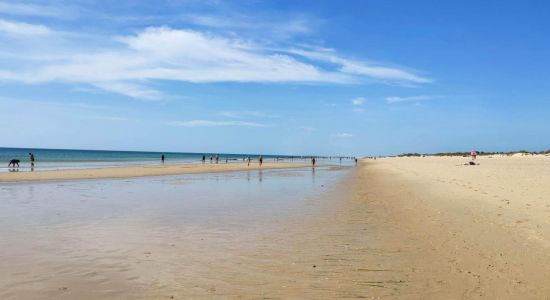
[500,199,511,205]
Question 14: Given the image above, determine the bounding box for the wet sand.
[0,167,357,299]
[0,162,312,182]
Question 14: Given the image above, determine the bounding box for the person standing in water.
[29,152,35,167]
[161,154,165,164]
[247,157,251,167]
[202,155,206,164]
[312,156,316,167]
[215,154,219,164]
[259,155,263,167]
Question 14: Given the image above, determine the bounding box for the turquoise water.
[0,147,272,163]
[1,147,353,171]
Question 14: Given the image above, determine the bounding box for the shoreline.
[0,162,316,183]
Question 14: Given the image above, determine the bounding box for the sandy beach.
[0,162,313,182]
[2,156,550,298]
[353,155,550,298]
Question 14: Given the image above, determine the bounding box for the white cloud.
[287,48,431,84]
[0,2,65,17]
[0,19,52,36]
[184,13,313,38]
[93,82,163,101]
[168,120,267,127]
[331,132,353,138]
[385,95,439,104]
[0,26,432,99]
[352,97,365,106]
[1,27,351,99]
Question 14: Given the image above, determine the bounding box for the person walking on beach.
[312,156,316,167]
[161,154,165,164]
[215,154,219,164]
[355,157,358,166]
[247,157,251,167]
[210,156,213,163]
[259,155,263,167]
[29,152,35,167]
[202,155,206,164]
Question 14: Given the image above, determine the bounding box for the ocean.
[1,147,348,171]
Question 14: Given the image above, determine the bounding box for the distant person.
[8,159,20,168]
[247,157,251,167]
[202,155,206,163]
[470,150,478,160]
[339,157,342,164]
[210,156,213,163]
[259,155,263,167]
[29,152,35,167]
[312,157,316,167]
[354,157,358,166]
[161,154,165,164]
[215,154,219,164]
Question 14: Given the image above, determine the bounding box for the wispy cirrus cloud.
[168,120,267,127]
[352,97,365,106]
[287,48,431,85]
[93,82,164,101]
[0,22,432,100]
[0,27,352,99]
[0,19,53,36]
[185,13,312,34]
[385,95,441,104]
[331,132,353,138]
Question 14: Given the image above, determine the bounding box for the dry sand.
[0,162,312,182]
[350,155,550,298]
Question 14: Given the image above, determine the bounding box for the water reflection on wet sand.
[0,167,347,299]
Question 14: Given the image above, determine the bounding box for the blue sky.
[0,0,549,156]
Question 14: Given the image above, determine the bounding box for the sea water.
[1,147,352,171]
